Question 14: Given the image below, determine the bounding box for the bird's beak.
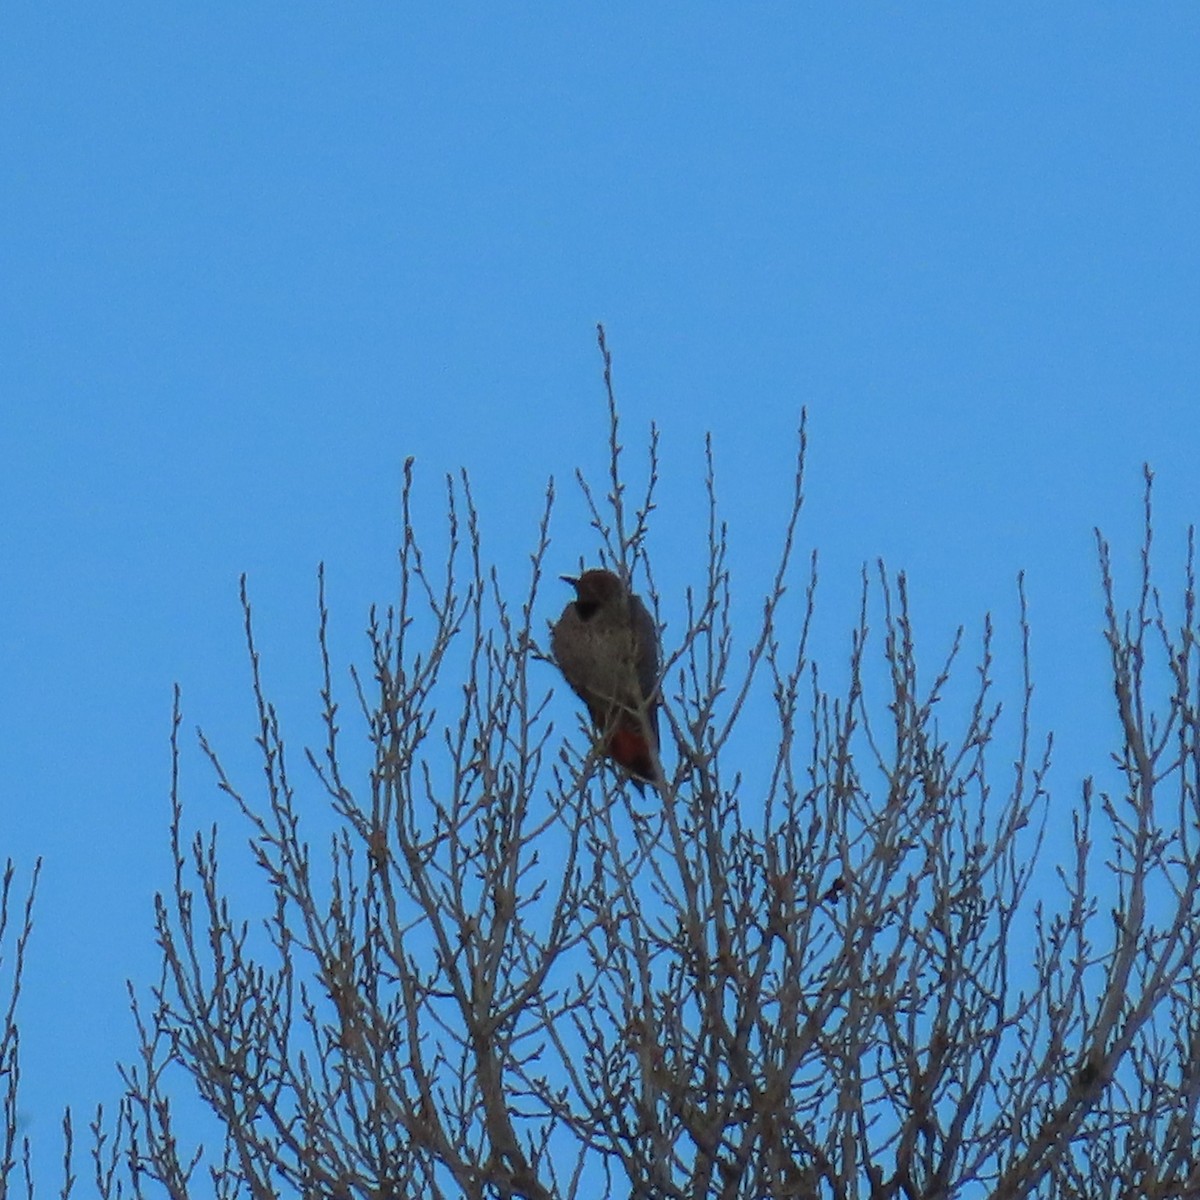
[560,575,579,589]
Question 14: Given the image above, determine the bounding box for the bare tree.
[8,330,1200,1198]
[2,859,41,1200]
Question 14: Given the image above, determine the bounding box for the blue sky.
[2,3,1198,1185]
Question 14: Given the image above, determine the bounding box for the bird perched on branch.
[551,569,660,790]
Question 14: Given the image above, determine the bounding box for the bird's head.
[562,569,627,620]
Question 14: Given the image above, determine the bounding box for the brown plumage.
[551,569,660,789]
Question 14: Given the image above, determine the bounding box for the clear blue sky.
[2,4,1198,1184]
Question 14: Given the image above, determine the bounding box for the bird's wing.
[631,596,661,742]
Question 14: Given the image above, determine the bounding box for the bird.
[551,569,660,790]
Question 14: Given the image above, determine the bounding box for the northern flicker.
[551,569,660,789]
